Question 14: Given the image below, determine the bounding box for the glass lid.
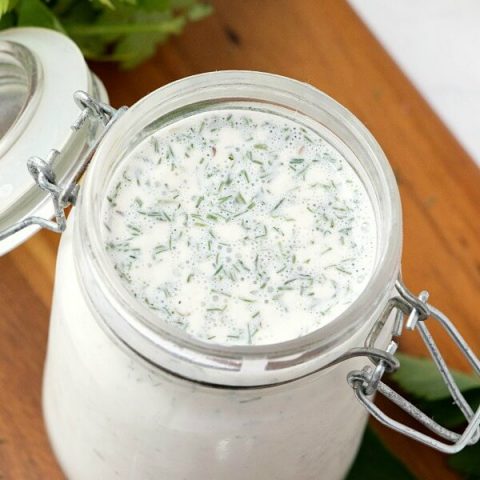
[0,27,104,255]
[0,40,39,153]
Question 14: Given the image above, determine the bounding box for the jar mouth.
[0,40,41,157]
[77,71,402,386]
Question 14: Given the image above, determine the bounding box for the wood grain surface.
[1,1,479,479]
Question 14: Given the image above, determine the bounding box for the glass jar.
[43,71,401,480]
[1,27,479,480]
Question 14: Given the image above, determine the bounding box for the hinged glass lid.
[0,27,108,255]
[0,40,40,157]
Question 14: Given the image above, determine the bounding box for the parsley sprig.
[0,0,212,68]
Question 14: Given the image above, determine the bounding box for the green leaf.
[49,0,76,16]
[1,0,212,67]
[137,0,170,11]
[187,2,213,21]
[96,0,115,10]
[449,442,480,479]
[391,353,480,479]
[0,0,9,16]
[59,0,105,58]
[66,4,189,67]
[0,10,15,27]
[110,30,168,68]
[109,12,184,68]
[346,427,417,480]
[57,0,98,24]
[66,18,185,37]
[392,352,480,401]
[0,0,19,16]
[16,0,64,31]
[414,389,480,428]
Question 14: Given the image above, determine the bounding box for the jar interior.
[100,100,381,347]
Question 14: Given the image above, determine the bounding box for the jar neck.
[74,71,402,387]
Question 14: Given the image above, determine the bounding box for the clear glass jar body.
[43,72,402,479]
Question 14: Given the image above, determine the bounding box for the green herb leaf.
[0,10,15,27]
[17,0,65,31]
[186,2,212,21]
[0,0,9,16]
[96,0,115,10]
[346,427,416,480]
[0,0,19,16]
[411,389,480,428]
[392,352,480,401]
[390,353,480,478]
[449,442,480,478]
[1,0,212,68]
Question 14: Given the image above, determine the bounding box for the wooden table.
[1,1,479,478]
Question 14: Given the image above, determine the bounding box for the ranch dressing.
[102,109,376,345]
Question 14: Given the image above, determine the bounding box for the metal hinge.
[348,279,480,454]
[0,91,127,241]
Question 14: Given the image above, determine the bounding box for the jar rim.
[76,71,402,387]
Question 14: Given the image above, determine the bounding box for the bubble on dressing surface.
[102,109,377,345]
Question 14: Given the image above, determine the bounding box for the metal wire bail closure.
[348,279,480,454]
[0,92,127,242]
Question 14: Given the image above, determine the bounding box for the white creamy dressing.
[102,109,376,345]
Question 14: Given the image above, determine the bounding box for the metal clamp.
[0,91,127,241]
[348,279,480,454]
